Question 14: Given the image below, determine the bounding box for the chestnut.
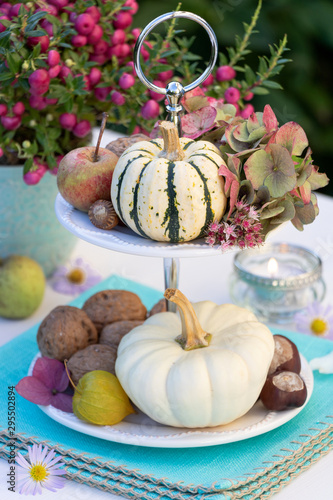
[260,371,307,411]
[268,335,301,375]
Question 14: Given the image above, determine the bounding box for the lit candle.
[267,257,278,277]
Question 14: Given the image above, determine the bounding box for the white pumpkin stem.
[158,121,185,162]
[164,288,212,351]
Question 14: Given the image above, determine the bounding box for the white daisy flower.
[16,444,66,495]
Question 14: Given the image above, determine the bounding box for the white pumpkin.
[116,289,274,428]
[110,121,227,243]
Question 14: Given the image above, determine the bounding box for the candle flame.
[268,257,278,277]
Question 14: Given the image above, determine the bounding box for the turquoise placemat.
[0,274,332,499]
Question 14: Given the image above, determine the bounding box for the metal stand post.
[164,257,180,312]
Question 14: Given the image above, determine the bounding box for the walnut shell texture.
[148,298,167,317]
[37,306,98,361]
[67,344,117,385]
[106,134,149,157]
[82,290,147,333]
[99,320,144,349]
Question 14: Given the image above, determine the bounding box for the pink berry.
[8,3,27,19]
[131,28,141,40]
[111,91,125,106]
[224,86,241,104]
[113,12,133,30]
[202,74,214,87]
[87,24,103,44]
[0,147,4,157]
[124,0,139,15]
[40,19,53,37]
[28,69,50,96]
[48,65,61,79]
[68,11,77,23]
[59,112,77,130]
[88,67,102,86]
[111,29,126,45]
[0,3,11,13]
[126,61,136,76]
[94,86,111,101]
[89,54,107,65]
[141,100,160,120]
[149,80,164,101]
[49,0,69,8]
[1,115,21,130]
[34,159,47,178]
[75,13,95,35]
[12,101,25,115]
[216,65,236,82]
[35,5,58,16]
[28,35,50,53]
[0,15,9,33]
[244,92,254,101]
[23,171,41,185]
[158,68,173,82]
[59,66,72,81]
[29,95,47,110]
[93,39,108,54]
[86,6,101,23]
[0,103,7,116]
[108,44,131,60]
[119,72,135,90]
[47,50,61,67]
[45,97,58,106]
[73,120,91,138]
[240,104,255,119]
[71,34,87,47]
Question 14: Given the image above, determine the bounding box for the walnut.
[67,344,117,385]
[106,134,149,157]
[99,320,144,349]
[148,299,167,317]
[82,290,147,333]
[37,306,98,361]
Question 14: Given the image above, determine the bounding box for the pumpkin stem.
[158,121,185,162]
[164,288,212,351]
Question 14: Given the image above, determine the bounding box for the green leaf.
[6,52,20,74]
[0,70,13,81]
[252,86,270,95]
[244,65,256,86]
[24,30,47,37]
[262,80,283,89]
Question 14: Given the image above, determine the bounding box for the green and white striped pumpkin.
[110,121,227,243]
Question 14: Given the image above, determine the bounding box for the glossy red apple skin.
[57,146,118,212]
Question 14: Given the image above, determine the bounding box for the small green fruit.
[0,255,45,319]
[72,370,134,426]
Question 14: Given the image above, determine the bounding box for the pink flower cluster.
[206,201,263,251]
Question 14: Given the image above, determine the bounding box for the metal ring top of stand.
[134,11,218,136]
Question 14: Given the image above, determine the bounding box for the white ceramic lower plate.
[29,354,313,448]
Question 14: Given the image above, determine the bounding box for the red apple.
[57,146,118,212]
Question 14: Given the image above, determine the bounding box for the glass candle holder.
[229,242,325,324]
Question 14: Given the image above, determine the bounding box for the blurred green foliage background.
[134,0,333,195]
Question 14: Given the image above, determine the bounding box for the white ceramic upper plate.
[55,193,225,258]
[29,354,313,448]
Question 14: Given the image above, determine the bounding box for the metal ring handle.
[134,11,218,95]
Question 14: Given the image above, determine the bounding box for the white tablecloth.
[0,130,332,499]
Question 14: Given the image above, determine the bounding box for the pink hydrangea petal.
[51,393,73,413]
[16,377,53,406]
[33,357,69,392]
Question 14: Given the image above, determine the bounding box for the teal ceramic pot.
[0,166,77,277]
